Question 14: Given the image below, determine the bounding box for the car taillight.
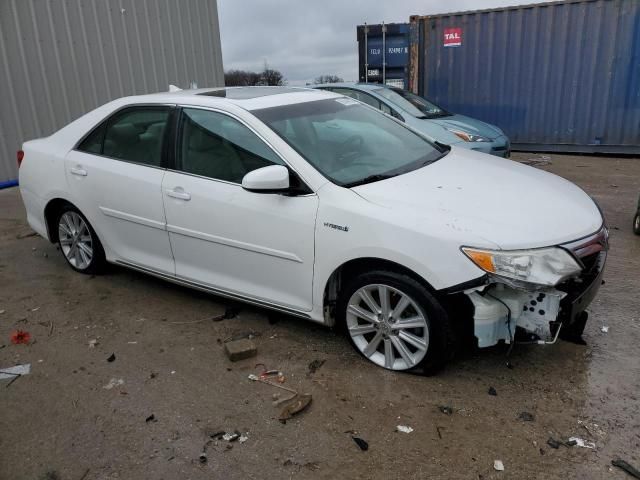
[17,150,24,168]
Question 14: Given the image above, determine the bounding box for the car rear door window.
[102,108,169,166]
[178,108,283,184]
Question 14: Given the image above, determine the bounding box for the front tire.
[336,270,451,374]
[57,206,105,274]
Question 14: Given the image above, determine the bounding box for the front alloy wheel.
[347,284,429,370]
[338,270,451,373]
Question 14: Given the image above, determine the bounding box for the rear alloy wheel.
[338,271,450,373]
[57,207,105,274]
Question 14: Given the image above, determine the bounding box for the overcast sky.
[218,0,554,85]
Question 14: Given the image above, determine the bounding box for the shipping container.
[357,23,410,89]
[0,0,225,185]
[409,0,640,154]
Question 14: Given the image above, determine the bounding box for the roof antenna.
[168,84,182,92]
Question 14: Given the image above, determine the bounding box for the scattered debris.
[396,425,414,434]
[31,306,40,312]
[127,341,137,344]
[308,359,325,375]
[611,458,640,479]
[223,331,261,343]
[222,432,240,442]
[352,436,368,451]
[107,353,116,362]
[239,433,249,443]
[520,155,552,167]
[518,411,535,422]
[279,394,312,423]
[436,426,444,439]
[547,437,562,449]
[0,309,5,314]
[103,378,124,390]
[488,386,497,396]
[494,460,504,471]
[145,414,157,423]
[601,326,609,333]
[255,364,286,383]
[438,405,453,415]
[567,436,595,449]
[224,338,257,361]
[0,364,31,387]
[10,330,31,345]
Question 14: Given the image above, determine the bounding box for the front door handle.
[70,166,88,176]
[166,188,191,201]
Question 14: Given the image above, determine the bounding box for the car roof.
[118,86,339,111]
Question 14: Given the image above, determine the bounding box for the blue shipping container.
[411,0,640,154]
[357,23,410,88]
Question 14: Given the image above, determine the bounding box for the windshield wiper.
[343,174,394,188]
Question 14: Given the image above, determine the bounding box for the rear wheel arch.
[44,198,76,243]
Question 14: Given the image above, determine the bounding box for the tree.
[224,66,287,87]
[261,68,286,86]
[313,74,344,85]
[224,69,262,86]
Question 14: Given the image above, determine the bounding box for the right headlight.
[447,128,491,142]
[461,246,582,287]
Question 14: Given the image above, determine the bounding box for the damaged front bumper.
[465,228,608,347]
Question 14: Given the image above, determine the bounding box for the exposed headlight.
[447,128,491,142]
[461,246,582,286]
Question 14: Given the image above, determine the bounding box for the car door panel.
[163,173,317,310]
[64,106,174,274]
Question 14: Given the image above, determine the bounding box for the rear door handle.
[70,166,88,176]
[166,188,191,201]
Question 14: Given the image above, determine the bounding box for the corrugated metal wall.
[412,0,640,154]
[0,0,224,183]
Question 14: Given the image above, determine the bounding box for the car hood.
[352,147,602,249]
[429,114,504,140]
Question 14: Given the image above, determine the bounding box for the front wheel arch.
[322,257,437,326]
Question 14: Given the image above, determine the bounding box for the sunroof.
[198,87,307,99]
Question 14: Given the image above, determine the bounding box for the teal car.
[315,83,510,158]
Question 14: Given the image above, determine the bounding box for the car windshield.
[375,88,451,119]
[253,98,448,187]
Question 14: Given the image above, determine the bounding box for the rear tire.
[56,205,106,274]
[336,270,451,374]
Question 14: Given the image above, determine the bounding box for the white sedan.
[18,87,607,373]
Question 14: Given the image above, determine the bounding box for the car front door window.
[179,108,284,183]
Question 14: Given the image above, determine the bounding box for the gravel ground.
[0,152,639,480]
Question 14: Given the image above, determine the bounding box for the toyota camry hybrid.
[18,86,607,373]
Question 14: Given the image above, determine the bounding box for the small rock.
[224,338,257,362]
[518,411,535,422]
[488,386,497,396]
[494,460,504,471]
[107,353,116,362]
[547,437,562,449]
[439,405,453,415]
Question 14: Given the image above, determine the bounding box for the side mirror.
[241,165,290,193]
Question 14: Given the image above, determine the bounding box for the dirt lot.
[1,153,639,480]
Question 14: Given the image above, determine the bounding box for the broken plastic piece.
[352,437,368,451]
[611,459,640,479]
[88,339,98,348]
[145,414,157,423]
[107,353,116,363]
[396,425,413,433]
[547,437,562,449]
[279,394,312,423]
[494,460,504,471]
[0,363,31,380]
[103,378,124,390]
[567,436,595,449]
[10,330,31,345]
[601,326,609,333]
[222,432,240,442]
